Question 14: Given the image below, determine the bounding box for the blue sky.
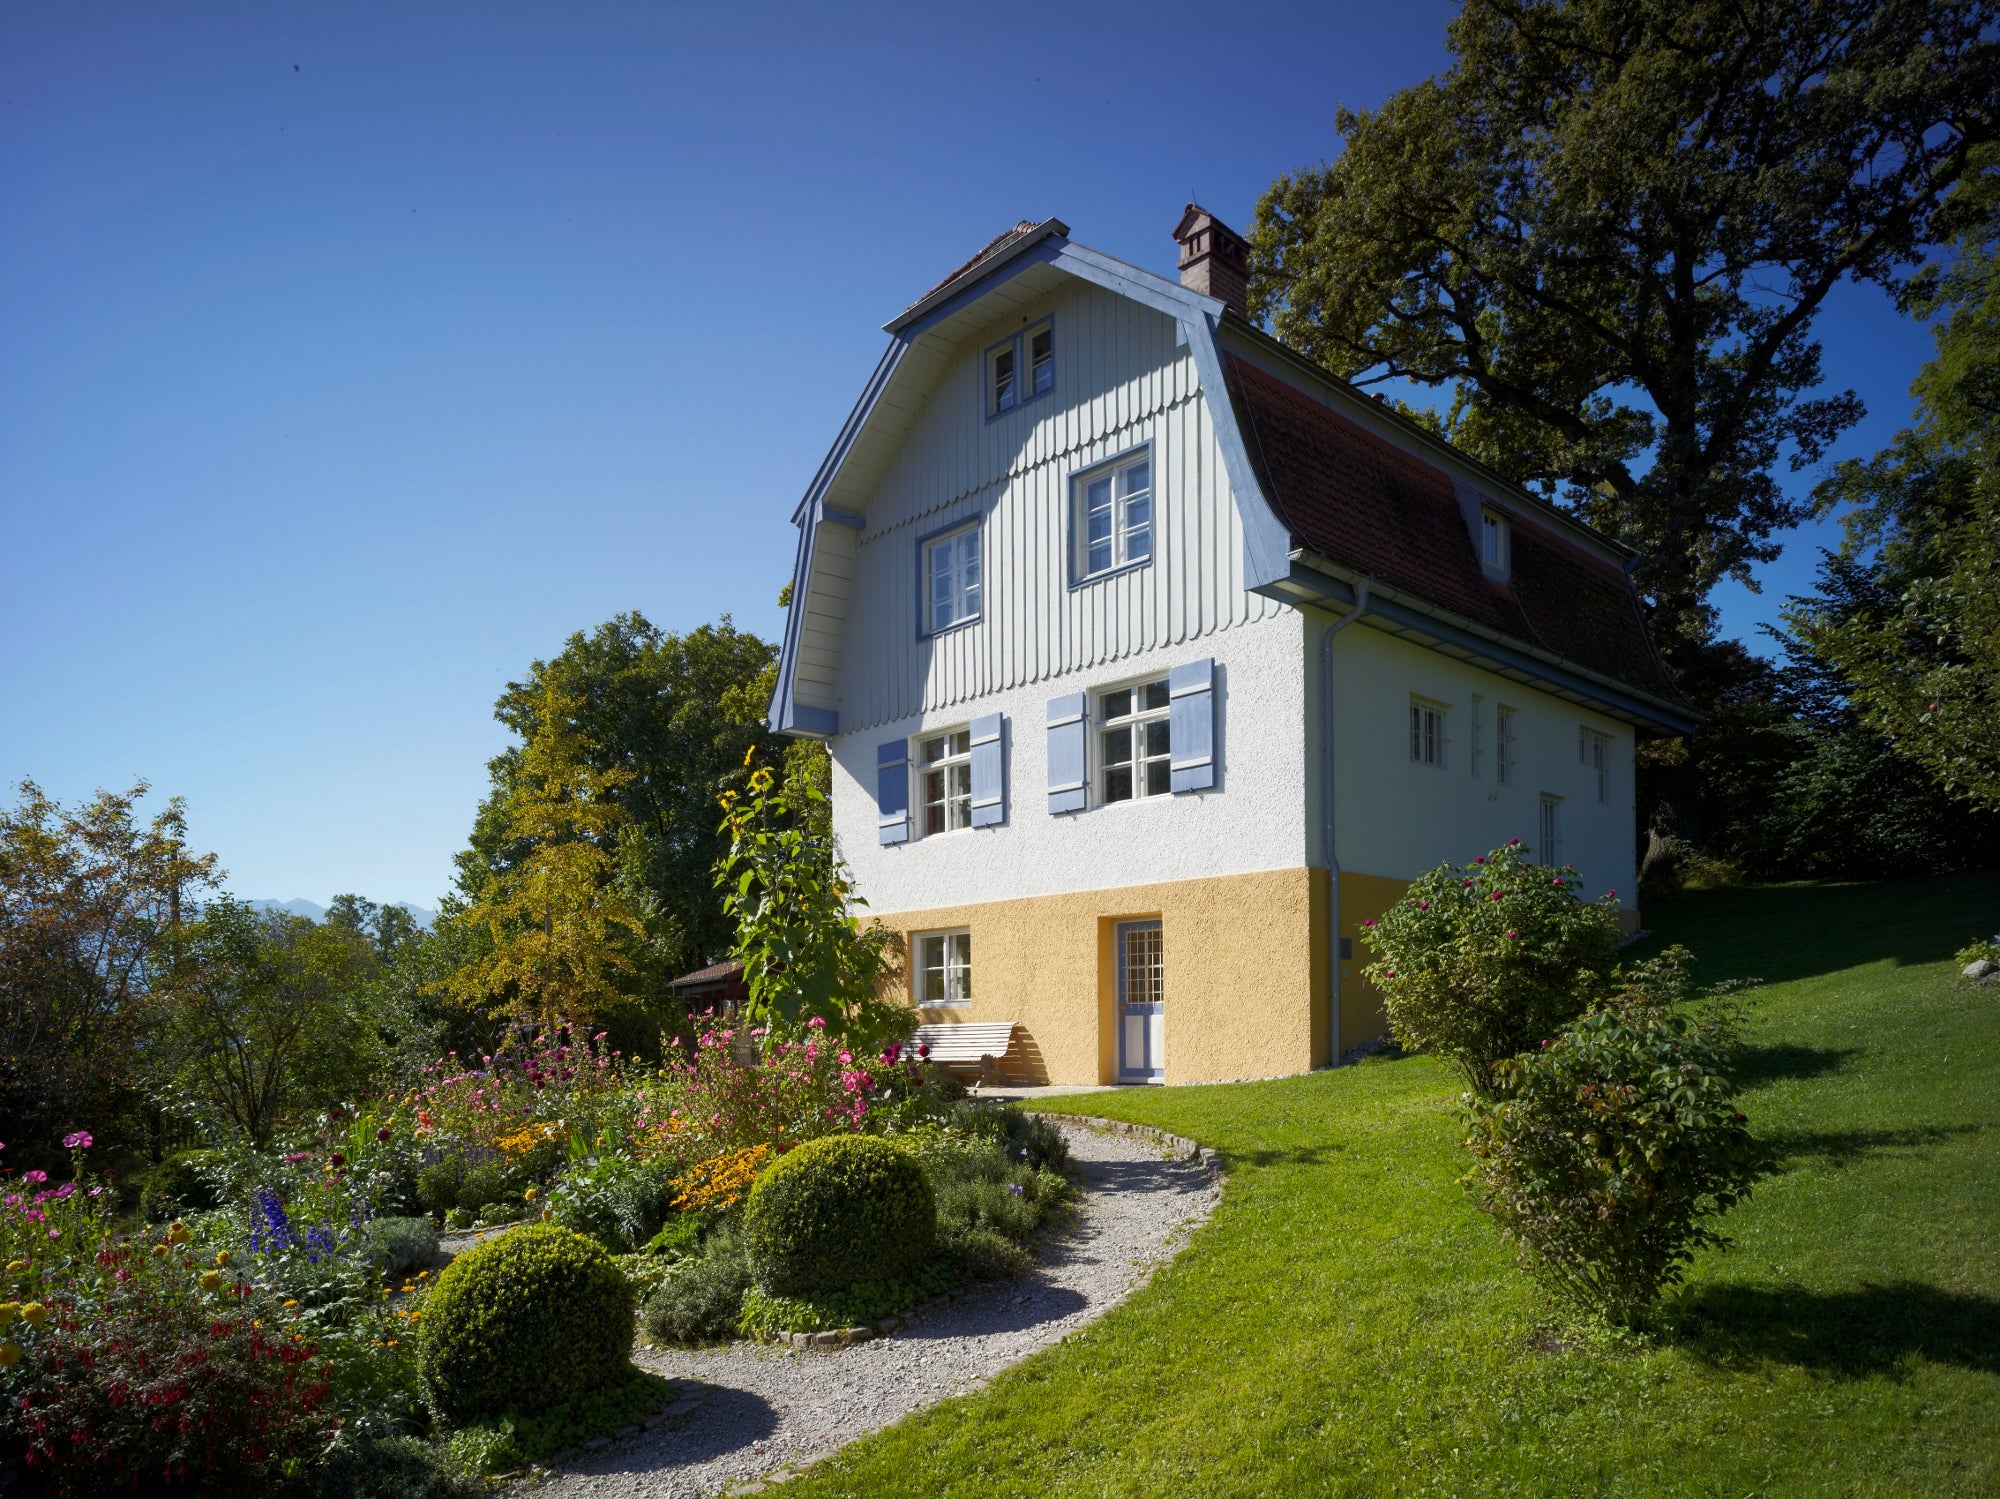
[0,2,1937,909]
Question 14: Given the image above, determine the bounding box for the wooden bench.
[910,1021,1018,1087]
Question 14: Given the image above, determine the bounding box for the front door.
[1116,919,1164,1083]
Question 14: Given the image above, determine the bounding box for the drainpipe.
[1319,577,1372,1066]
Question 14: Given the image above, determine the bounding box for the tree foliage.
[457,613,783,978]
[1788,147,2000,809]
[1250,0,1998,662]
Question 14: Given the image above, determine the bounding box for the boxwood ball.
[743,1134,936,1296]
[416,1222,634,1423]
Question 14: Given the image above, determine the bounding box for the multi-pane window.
[1076,451,1152,579]
[920,729,972,835]
[990,342,1018,414]
[1470,694,1486,779]
[989,320,1053,416]
[1538,794,1563,867]
[1581,727,1612,804]
[917,930,971,1005]
[1101,679,1170,803]
[1410,697,1448,769]
[1481,509,1510,579]
[923,525,981,633]
[1497,704,1518,787]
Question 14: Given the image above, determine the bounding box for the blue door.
[1116,920,1164,1083]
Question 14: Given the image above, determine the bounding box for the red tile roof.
[667,959,743,989]
[1223,355,1685,708]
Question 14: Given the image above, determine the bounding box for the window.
[1100,678,1170,803]
[1470,693,1486,779]
[1581,727,1612,804]
[1074,450,1153,580]
[919,729,972,835]
[1410,697,1448,769]
[987,318,1054,418]
[1497,704,1518,787]
[1480,508,1510,581]
[1538,794,1563,867]
[923,524,981,634]
[916,930,971,1005]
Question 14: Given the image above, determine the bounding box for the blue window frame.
[920,520,982,636]
[1071,447,1153,583]
[985,317,1055,420]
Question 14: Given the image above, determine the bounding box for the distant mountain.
[244,898,437,929]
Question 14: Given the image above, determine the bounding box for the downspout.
[1319,577,1371,1066]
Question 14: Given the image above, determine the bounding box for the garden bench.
[910,1021,1018,1087]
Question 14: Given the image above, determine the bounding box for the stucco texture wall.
[881,866,1325,1087]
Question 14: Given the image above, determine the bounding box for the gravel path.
[529,1122,1219,1498]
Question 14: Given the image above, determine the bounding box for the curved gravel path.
[529,1122,1219,1498]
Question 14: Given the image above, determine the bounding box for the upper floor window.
[1101,678,1170,803]
[916,929,972,1005]
[923,523,981,634]
[1497,704,1519,787]
[1410,696,1449,769]
[919,729,973,835]
[987,318,1054,418]
[1581,727,1612,804]
[1480,508,1511,582]
[1075,450,1153,581]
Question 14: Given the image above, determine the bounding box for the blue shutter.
[1046,693,1087,814]
[876,739,910,845]
[1169,657,1216,793]
[969,713,1006,827]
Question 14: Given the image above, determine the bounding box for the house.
[769,208,1695,1087]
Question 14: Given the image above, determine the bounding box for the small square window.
[1101,678,1171,803]
[923,524,981,634]
[919,729,973,835]
[1075,451,1152,580]
[1410,697,1448,769]
[917,929,972,1005]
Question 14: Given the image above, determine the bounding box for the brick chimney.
[1173,204,1249,318]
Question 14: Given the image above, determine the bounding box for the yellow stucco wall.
[887,868,1643,1085]
[885,867,1327,1086]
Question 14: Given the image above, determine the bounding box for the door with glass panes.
[1116,920,1164,1082]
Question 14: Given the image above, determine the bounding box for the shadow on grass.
[1237,1143,1349,1169]
[1735,1043,1861,1087]
[1756,1122,1983,1172]
[1678,1281,2000,1379]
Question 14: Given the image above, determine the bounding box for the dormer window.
[1480,508,1511,582]
[986,318,1054,418]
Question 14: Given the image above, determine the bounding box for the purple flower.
[22,1171,45,1186]
[61,1131,92,1151]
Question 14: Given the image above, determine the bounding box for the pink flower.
[916,1042,930,1059]
[1508,838,1520,846]
[1361,917,1378,928]
[1473,855,1486,864]
[1416,902,1429,911]
[61,1131,92,1151]
[1506,930,1518,939]
[22,1171,45,1185]
[807,1016,827,1030]
[1490,892,1504,902]
[53,1184,73,1200]
[47,1228,58,1240]
[1551,877,1563,887]
[1606,889,1617,898]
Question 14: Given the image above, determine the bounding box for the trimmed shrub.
[366,1215,440,1278]
[640,1231,752,1345]
[416,1223,635,1423]
[1460,947,1761,1326]
[1362,840,1622,1093]
[742,1135,934,1296]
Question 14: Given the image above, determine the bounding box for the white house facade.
[772,210,1696,1086]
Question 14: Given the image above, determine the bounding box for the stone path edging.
[1022,1111,1226,1177]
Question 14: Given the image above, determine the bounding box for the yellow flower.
[0,1343,19,1368]
[523,1186,536,1202]
[282,1299,298,1309]
[150,1244,169,1259]
[199,1271,222,1292]
[214,1250,232,1268]
[5,1261,25,1275]
[749,767,773,792]
[166,1221,189,1245]
[0,1303,18,1325]
[19,1304,46,1327]
[743,745,756,767]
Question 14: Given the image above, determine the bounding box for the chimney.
[1173,203,1249,318]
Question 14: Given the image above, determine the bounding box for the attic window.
[1480,509,1511,582]
[986,318,1054,419]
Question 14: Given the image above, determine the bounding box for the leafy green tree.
[458,613,784,976]
[445,678,653,1030]
[1249,0,1998,665]
[1789,147,2000,809]
[163,898,382,1150]
[0,780,218,1160]
[325,893,424,966]
[717,759,903,1045]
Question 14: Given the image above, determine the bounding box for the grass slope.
[787,873,2000,1497]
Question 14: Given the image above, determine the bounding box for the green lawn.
[788,873,2000,1497]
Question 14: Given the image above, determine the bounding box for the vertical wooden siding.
[837,280,1285,732]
